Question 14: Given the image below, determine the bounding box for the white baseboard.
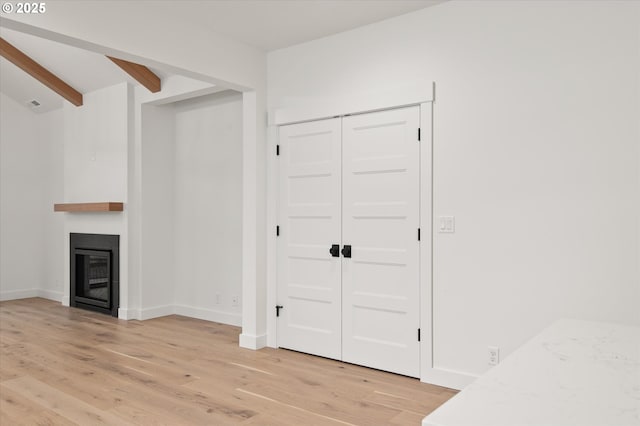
[139,305,175,320]
[124,304,242,326]
[174,304,242,327]
[118,307,138,320]
[0,289,39,301]
[421,366,477,390]
[37,289,63,302]
[0,289,63,303]
[239,332,267,350]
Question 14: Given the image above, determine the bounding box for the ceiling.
[0,27,170,112]
[145,0,447,52]
[0,0,446,113]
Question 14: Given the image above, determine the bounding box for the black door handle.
[329,244,340,257]
[341,245,351,258]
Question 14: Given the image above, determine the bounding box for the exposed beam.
[107,56,161,93]
[0,37,83,107]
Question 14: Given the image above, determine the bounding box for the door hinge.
[418,328,421,342]
[418,128,421,141]
[276,225,280,236]
[276,144,280,156]
[418,228,421,241]
[276,305,283,317]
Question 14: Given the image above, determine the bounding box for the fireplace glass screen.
[75,249,111,309]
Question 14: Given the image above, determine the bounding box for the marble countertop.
[423,319,640,426]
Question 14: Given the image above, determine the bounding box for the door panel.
[341,107,420,377]
[277,118,342,360]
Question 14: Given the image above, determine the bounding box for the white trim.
[419,101,434,383]
[37,289,63,302]
[118,307,137,320]
[271,81,434,126]
[61,296,70,306]
[239,332,268,350]
[241,90,268,350]
[139,304,175,320]
[174,305,242,327]
[0,289,62,303]
[266,124,279,348]
[421,367,477,390]
[118,304,242,326]
[242,91,257,339]
[0,289,39,301]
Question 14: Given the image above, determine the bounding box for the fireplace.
[70,233,119,317]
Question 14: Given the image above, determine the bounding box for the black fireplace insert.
[70,233,119,317]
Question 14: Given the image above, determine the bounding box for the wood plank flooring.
[0,298,456,425]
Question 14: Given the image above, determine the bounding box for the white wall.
[267,0,640,384]
[62,82,131,309]
[1,77,243,326]
[1,93,46,298]
[134,90,243,325]
[139,103,175,317]
[3,7,267,349]
[0,93,63,301]
[130,76,220,319]
[173,91,243,325]
[39,105,64,300]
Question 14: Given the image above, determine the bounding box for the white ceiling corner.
[163,0,448,51]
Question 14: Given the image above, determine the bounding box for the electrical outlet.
[231,295,239,307]
[215,293,221,305]
[488,346,500,366]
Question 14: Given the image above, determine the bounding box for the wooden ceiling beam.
[0,37,83,107]
[107,56,161,93]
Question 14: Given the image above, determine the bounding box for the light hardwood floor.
[0,298,456,425]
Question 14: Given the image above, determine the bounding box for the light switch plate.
[439,216,455,233]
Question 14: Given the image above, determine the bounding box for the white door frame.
[266,81,444,385]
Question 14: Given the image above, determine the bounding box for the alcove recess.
[53,202,124,212]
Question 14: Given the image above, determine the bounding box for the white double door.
[277,106,420,377]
